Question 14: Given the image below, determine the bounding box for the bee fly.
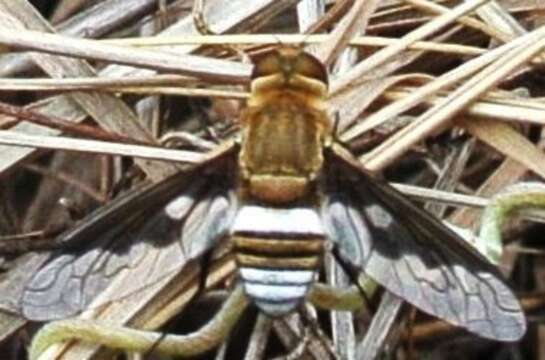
[22,47,526,344]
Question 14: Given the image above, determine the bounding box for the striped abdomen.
[231,205,325,316]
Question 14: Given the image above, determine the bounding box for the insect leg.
[197,250,213,297]
[192,0,215,35]
[331,244,375,312]
[309,283,364,311]
[29,286,249,360]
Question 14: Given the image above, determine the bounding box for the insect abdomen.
[232,206,325,316]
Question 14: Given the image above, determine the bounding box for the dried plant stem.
[105,34,484,57]
[405,0,513,42]
[382,88,545,127]
[340,15,535,143]
[0,101,144,144]
[0,131,204,164]
[0,75,199,90]
[0,28,250,84]
[361,26,545,171]
[331,0,492,94]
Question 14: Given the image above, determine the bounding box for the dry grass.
[0,0,544,359]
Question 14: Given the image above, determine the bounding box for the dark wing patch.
[22,147,237,321]
[321,145,526,341]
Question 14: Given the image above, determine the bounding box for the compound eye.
[250,51,282,80]
[250,47,329,86]
[293,52,328,85]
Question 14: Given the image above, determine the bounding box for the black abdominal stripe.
[232,205,325,316]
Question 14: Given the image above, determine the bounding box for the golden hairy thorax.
[239,47,331,204]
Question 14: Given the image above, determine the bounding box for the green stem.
[479,182,545,263]
[30,286,248,360]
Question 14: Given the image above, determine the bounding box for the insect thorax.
[239,86,330,204]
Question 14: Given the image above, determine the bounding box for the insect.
[23,46,526,357]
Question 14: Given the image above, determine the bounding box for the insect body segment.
[232,206,324,316]
[239,47,330,204]
[235,47,332,315]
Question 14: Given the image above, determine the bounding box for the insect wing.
[22,144,238,321]
[321,144,526,341]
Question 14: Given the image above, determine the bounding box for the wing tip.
[467,311,527,342]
